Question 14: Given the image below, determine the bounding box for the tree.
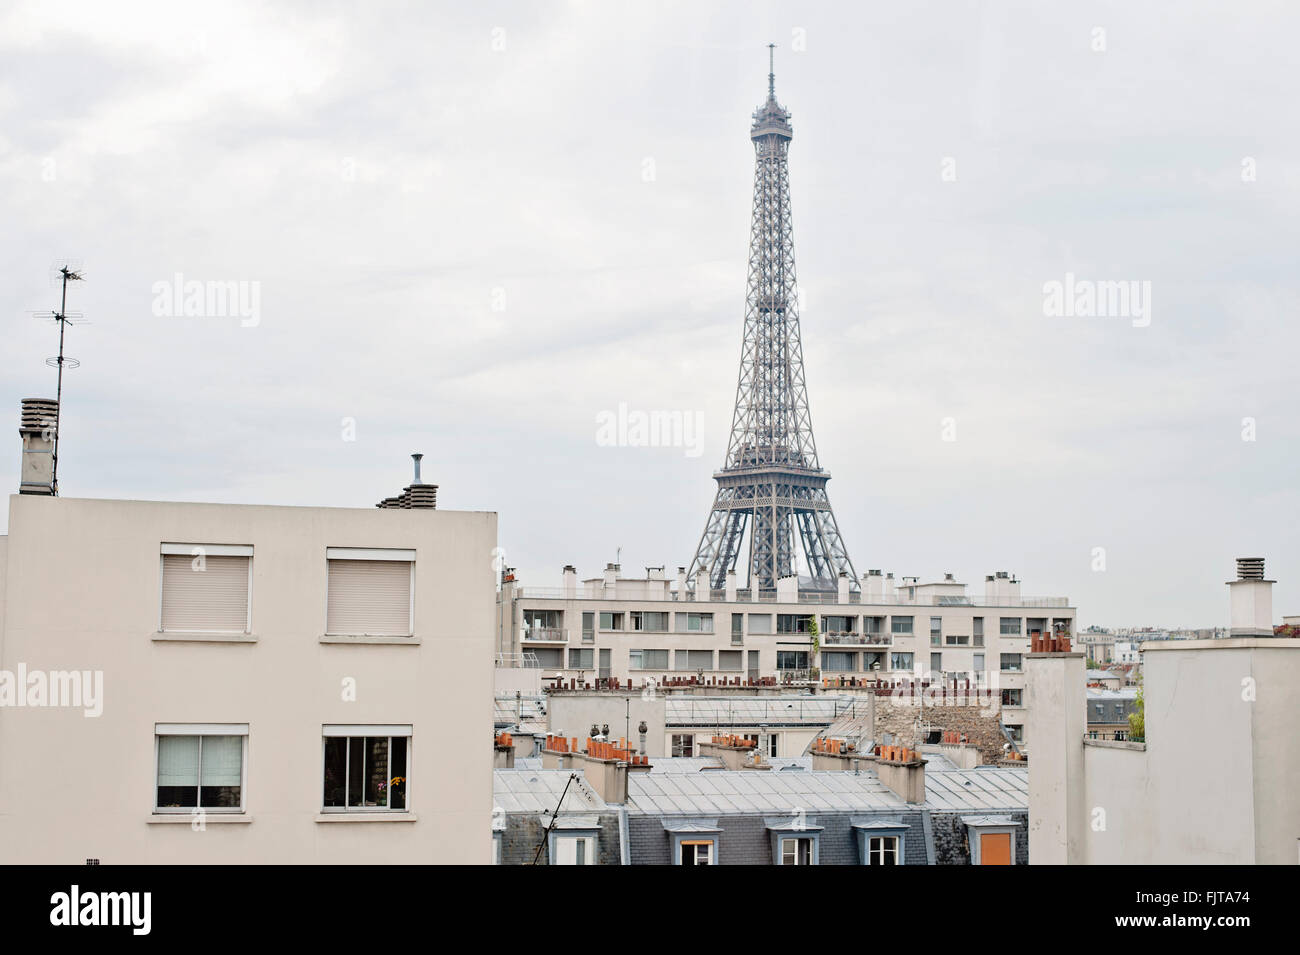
[807,615,820,679]
[1127,677,1145,742]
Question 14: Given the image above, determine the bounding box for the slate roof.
[664,696,865,727]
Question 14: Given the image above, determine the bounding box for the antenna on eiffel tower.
[768,42,776,96]
[33,261,88,496]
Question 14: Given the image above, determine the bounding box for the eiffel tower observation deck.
[687,47,859,595]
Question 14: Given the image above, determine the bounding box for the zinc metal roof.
[626,766,1029,817]
[627,768,901,815]
[921,769,1028,813]
[492,769,606,814]
[665,696,867,727]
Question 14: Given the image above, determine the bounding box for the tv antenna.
[36,262,88,495]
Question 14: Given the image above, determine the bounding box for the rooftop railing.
[506,586,1071,609]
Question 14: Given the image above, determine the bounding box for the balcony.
[521,627,567,645]
[822,632,891,647]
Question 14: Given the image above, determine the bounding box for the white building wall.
[0,494,497,864]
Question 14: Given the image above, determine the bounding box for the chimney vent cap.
[1235,557,1266,580]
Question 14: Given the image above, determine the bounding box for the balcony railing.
[522,628,566,643]
[822,632,892,646]
[507,586,1071,609]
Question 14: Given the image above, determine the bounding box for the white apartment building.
[1029,557,1299,864]
[497,564,1075,747]
[0,410,497,863]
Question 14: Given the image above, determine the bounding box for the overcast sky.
[3,1,1297,628]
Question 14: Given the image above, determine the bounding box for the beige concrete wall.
[1026,652,1086,864]
[0,494,497,864]
[545,694,666,754]
[1079,741,1151,864]
[1141,643,1258,863]
[1248,644,1300,864]
[1038,639,1300,865]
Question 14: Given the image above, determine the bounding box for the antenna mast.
[48,265,84,496]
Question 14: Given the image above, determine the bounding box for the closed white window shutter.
[327,559,411,635]
[160,554,250,632]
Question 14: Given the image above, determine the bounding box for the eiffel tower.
[687,47,859,594]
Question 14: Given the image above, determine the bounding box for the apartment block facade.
[497,565,1075,747]
[0,493,497,863]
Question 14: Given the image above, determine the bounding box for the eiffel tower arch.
[687,48,859,594]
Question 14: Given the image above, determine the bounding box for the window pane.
[157,735,199,808]
[389,737,407,810]
[199,735,242,808]
[364,737,390,808]
[347,737,364,807]
[323,737,347,807]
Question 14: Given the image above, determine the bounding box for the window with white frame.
[999,617,1022,636]
[891,616,914,635]
[891,652,914,671]
[677,612,714,633]
[747,614,773,634]
[322,725,410,811]
[631,611,668,632]
[671,734,694,757]
[159,544,252,633]
[551,832,596,865]
[631,648,670,670]
[679,840,713,865]
[868,835,900,865]
[325,548,414,636]
[568,648,593,669]
[973,617,984,646]
[780,836,816,865]
[155,723,247,812]
[1000,653,1023,672]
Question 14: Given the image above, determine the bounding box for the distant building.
[497,566,1074,752]
[493,744,1029,865]
[1085,688,1139,741]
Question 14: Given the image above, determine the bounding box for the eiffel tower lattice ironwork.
[687,47,859,594]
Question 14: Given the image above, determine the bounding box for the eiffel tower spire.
[686,48,859,594]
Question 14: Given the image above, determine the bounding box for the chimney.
[698,735,771,771]
[376,452,438,508]
[18,399,58,496]
[776,573,798,602]
[603,563,618,598]
[576,736,650,803]
[872,745,927,804]
[694,567,710,599]
[562,565,578,598]
[837,571,850,604]
[1026,637,1086,864]
[675,566,687,599]
[725,568,738,602]
[864,570,884,601]
[1228,557,1275,637]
